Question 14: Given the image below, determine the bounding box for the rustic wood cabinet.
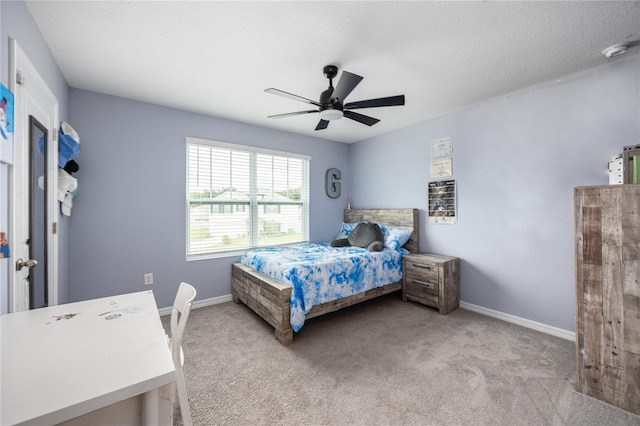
[574,185,640,415]
[402,253,459,314]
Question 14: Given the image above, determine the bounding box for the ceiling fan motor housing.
[320,65,341,107]
[319,80,344,121]
[319,87,337,105]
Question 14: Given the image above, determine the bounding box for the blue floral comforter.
[240,243,407,331]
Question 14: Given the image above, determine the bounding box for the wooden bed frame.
[231,208,419,345]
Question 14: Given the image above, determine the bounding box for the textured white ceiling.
[25,1,640,144]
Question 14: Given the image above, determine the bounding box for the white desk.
[1,290,175,426]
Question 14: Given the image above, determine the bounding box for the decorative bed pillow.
[380,224,414,250]
[335,221,368,239]
[331,222,384,252]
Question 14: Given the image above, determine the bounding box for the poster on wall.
[431,137,452,158]
[0,83,15,164]
[430,158,452,178]
[428,179,457,224]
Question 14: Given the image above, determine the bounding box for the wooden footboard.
[231,208,418,346]
[232,262,402,345]
[232,262,294,345]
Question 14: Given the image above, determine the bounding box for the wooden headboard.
[343,208,419,253]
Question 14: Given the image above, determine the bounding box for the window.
[186,137,309,258]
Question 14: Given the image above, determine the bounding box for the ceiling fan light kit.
[265,65,405,131]
[319,109,344,121]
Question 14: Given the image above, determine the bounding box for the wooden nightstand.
[402,253,460,314]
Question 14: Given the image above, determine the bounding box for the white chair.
[168,282,197,426]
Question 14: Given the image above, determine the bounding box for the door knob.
[16,258,38,271]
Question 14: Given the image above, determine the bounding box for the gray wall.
[1,0,71,313]
[350,56,639,332]
[68,89,350,309]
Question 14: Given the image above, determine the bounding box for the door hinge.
[53,128,58,142]
[16,70,23,85]
[52,222,58,235]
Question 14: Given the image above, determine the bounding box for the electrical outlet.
[144,273,154,285]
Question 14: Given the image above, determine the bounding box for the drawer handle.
[412,263,433,270]
[412,280,435,289]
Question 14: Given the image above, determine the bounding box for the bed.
[231,208,418,345]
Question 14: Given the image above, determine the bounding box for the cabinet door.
[574,185,640,415]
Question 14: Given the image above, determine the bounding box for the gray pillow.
[329,222,385,252]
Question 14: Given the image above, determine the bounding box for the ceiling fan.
[265,65,405,131]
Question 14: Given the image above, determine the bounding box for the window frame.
[186,137,310,260]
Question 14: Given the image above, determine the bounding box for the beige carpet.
[167,293,640,426]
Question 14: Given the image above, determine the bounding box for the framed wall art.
[1,83,15,164]
[428,179,456,224]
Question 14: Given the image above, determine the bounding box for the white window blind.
[186,138,309,258]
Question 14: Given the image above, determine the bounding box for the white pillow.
[379,224,413,250]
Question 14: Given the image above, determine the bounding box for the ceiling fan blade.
[330,71,363,104]
[265,88,322,107]
[315,120,330,130]
[343,110,380,127]
[345,95,405,110]
[268,110,318,119]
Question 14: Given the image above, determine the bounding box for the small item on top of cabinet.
[622,144,640,184]
[608,156,623,185]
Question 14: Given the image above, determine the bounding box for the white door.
[10,39,59,312]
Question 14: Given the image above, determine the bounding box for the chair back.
[169,282,196,365]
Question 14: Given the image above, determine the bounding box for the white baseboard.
[158,293,234,317]
[460,301,576,342]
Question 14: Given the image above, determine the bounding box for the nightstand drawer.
[405,281,439,306]
[405,277,437,291]
[404,261,438,282]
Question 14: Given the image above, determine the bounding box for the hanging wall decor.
[0,232,10,258]
[431,136,452,158]
[0,83,15,164]
[325,168,341,198]
[428,179,457,224]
